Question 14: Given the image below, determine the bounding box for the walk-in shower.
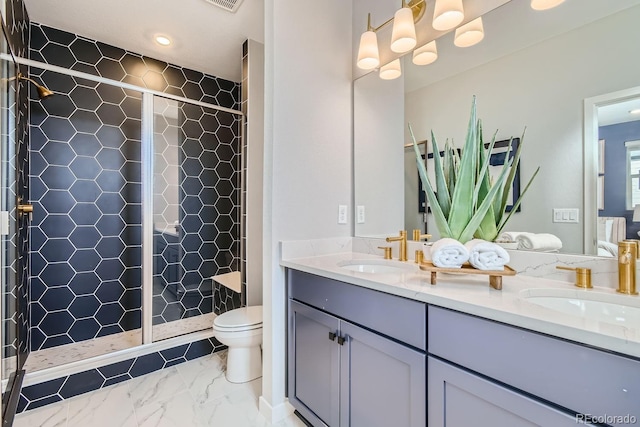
[0,16,253,416]
[21,63,242,372]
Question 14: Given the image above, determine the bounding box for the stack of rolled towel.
[464,239,510,270]
[499,231,562,252]
[425,238,510,271]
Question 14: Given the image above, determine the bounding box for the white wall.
[262,0,353,420]
[353,72,404,237]
[405,7,640,254]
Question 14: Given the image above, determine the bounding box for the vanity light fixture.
[355,0,425,71]
[154,35,172,46]
[530,0,566,11]
[432,0,464,31]
[356,14,380,70]
[412,40,438,66]
[379,59,402,80]
[454,17,484,48]
[390,1,418,53]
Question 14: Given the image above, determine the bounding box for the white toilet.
[213,305,263,383]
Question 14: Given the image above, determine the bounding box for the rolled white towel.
[428,238,469,268]
[516,232,563,251]
[498,231,524,242]
[464,239,510,271]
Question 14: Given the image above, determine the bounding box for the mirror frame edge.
[583,85,640,255]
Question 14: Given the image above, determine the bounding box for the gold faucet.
[412,229,432,241]
[618,241,638,295]
[556,266,592,289]
[386,230,408,261]
[378,246,393,260]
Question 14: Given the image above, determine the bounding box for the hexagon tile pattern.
[28,22,242,350]
[30,23,239,111]
[29,73,143,351]
[17,337,223,413]
[5,0,29,58]
[152,98,241,325]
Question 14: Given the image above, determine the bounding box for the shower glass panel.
[27,67,143,366]
[152,96,240,341]
[1,31,18,384]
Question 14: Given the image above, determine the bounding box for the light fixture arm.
[367,0,425,33]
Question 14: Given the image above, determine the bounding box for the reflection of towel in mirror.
[428,238,469,268]
[516,232,562,251]
[464,239,510,270]
[498,231,524,242]
[597,240,618,257]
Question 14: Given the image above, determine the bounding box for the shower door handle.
[17,202,33,218]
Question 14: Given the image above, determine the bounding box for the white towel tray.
[418,261,516,290]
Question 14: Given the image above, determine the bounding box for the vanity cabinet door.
[341,321,426,427]
[288,300,341,427]
[427,357,594,427]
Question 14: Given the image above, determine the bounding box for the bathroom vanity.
[283,252,640,427]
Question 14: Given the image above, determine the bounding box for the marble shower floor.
[24,313,217,372]
[14,350,305,427]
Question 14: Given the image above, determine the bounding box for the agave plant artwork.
[410,97,540,244]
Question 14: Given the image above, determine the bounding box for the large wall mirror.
[353,0,640,256]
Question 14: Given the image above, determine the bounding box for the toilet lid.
[214,305,263,329]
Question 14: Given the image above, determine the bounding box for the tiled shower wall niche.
[28,23,242,350]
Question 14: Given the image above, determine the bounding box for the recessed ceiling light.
[630,109,640,115]
[155,35,172,46]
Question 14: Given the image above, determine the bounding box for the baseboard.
[258,396,294,423]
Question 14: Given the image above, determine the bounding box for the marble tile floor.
[14,350,306,427]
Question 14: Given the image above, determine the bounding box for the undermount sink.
[337,259,415,274]
[520,288,640,326]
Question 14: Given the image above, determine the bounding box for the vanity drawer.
[288,269,427,350]
[428,306,640,424]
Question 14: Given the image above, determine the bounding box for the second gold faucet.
[386,230,408,261]
[618,240,638,295]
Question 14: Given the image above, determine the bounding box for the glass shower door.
[1,24,23,424]
[152,96,241,341]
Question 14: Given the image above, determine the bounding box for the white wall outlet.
[552,208,579,223]
[338,205,348,224]
[356,205,365,224]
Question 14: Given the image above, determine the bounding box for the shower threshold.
[24,313,216,372]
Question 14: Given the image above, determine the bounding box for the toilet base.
[226,345,262,383]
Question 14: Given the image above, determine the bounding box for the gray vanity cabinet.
[427,357,584,426]
[287,270,427,427]
[289,300,340,427]
[340,321,425,427]
[427,306,638,427]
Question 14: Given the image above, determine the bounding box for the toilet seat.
[213,305,263,332]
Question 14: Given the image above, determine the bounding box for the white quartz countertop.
[281,252,640,359]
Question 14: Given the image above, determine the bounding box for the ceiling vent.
[202,0,244,13]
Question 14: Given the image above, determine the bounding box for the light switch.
[552,208,579,223]
[356,205,365,224]
[338,205,348,224]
